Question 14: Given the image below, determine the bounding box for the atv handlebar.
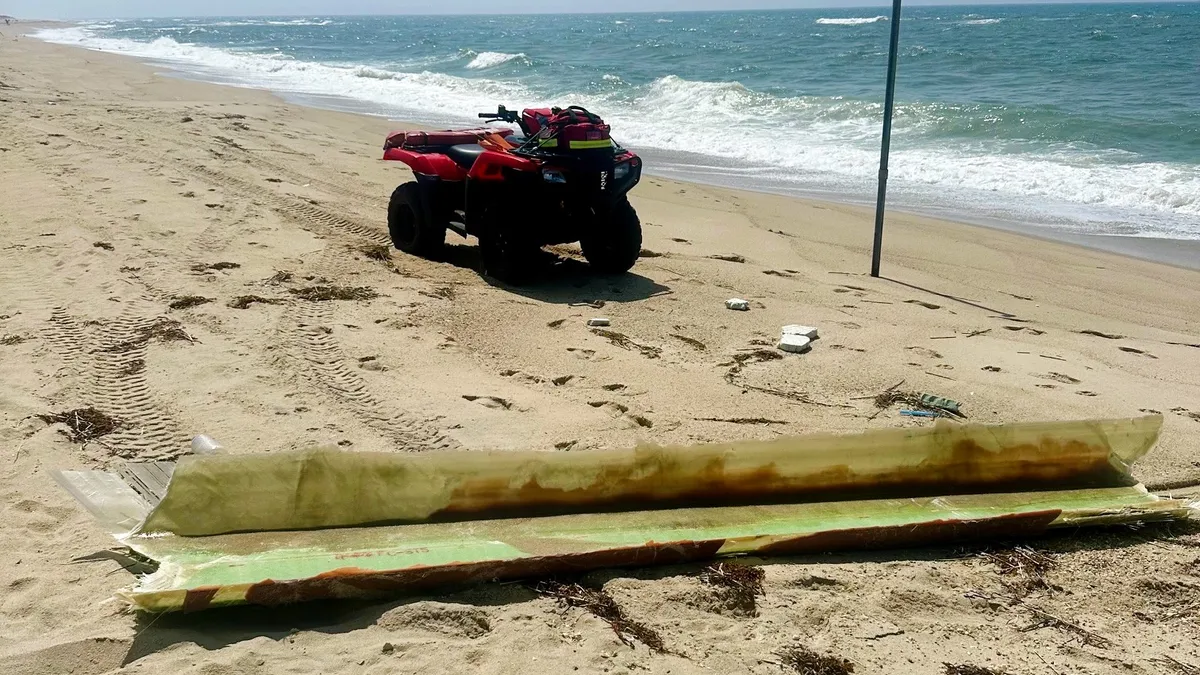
[478,105,520,124]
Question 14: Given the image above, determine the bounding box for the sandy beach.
[2,26,1199,674]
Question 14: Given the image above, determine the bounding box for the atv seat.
[446,143,486,170]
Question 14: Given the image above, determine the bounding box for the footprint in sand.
[708,254,746,263]
[905,300,942,310]
[552,375,575,386]
[589,401,653,428]
[1076,391,1099,397]
[462,395,515,411]
[829,344,866,353]
[602,383,626,391]
[982,366,1002,372]
[1039,372,1082,384]
[670,237,691,244]
[837,321,862,330]
[1079,329,1124,340]
[1119,346,1158,359]
[907,346,944,359]
[1170,408,1200,422]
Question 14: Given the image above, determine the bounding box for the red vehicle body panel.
[467,150,539,181]
[382,147,469,180]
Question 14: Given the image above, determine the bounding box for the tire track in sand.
[273,246,459,452]
[181,162,457,450]
[2,250,189,460]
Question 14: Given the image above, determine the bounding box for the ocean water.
[35,4,1200,241]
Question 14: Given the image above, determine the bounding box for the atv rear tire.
[388,182,445,257]
[582,198,642,275]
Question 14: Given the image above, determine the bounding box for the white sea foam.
[32,27,1200,238]
[815,17,888,26]
[464,51,527,70]
[963,18,1003,25]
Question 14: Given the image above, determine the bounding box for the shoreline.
[28,23,1200,272]
[4,23,1200,675]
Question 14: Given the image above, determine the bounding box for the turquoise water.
[37,4,1200,240]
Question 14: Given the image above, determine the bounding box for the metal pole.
[871,0,904,278]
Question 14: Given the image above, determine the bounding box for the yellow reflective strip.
[567,139,613,150]
[538,138,559,148]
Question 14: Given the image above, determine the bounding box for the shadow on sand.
[433,242,672,304]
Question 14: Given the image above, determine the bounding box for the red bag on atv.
[532,106,613,156]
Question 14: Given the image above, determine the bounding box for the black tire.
[388,182,445,257]
[480,225,536,286]
[581,198,642,275]
[477,204,536,285]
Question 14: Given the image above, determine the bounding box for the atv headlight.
[542,169,567,184]
[613,162,631,180]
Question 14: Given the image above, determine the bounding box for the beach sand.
[2,26,1198,674]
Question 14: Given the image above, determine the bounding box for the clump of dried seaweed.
[591,329,661,359]
[873,390,926,410]
[228,295,283,310]
[191,262,240,272]
[359,245,392,262]
[99,318,196,353]
[37,408,123,442]
[700,563,766,616]
[168,295,213,310]
[535,580,667,653]
[775,645,854,675]
[944,665,1012,675]
[289,286,378,302]
[980,546,1057,597]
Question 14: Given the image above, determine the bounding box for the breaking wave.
[464,50,528,70]
[815,17,888,26]
[31,23,1200,239]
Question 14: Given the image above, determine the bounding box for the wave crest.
[815,17,888,26]
[464,51,528,70]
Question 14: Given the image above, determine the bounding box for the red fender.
[382,148,468,181]
[468,150,538,182]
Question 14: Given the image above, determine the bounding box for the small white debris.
[725,298,750,311]
[782,324,819,340]
[587,318,610,327]
[778,334,812,354]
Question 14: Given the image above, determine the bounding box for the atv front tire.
[388,182,445,257]
[480,225,536,286]
[582,198,642,275]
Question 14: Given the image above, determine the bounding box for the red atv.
[382,105,643,283]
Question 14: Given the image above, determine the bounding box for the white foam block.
[777,334,812,354]
[782,324,819,339]
[587,318,611,327]
[726,298,750,311]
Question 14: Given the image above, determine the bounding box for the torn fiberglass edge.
[54,415,1197,612]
